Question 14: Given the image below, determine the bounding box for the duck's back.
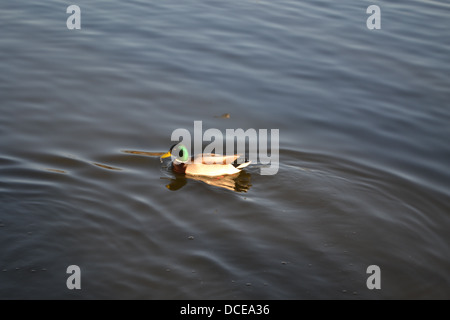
[185,163,240,176]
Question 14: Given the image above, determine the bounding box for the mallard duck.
[160,144,251,176]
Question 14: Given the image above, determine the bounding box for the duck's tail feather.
[233,158,251,169]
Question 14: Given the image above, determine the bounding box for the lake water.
[1,0,449,299]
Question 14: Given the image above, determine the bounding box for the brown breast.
[172,162,187,174]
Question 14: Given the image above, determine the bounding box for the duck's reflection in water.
[164,171,252,192]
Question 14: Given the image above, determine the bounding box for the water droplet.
[188,236,194,240]
[281,261,288,265]
[353,291,358,295]
[246,283,252,286]
[342,290,347,293]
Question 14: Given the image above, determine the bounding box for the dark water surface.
[1,0,449,299]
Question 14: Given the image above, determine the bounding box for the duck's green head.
[161,143,189,163]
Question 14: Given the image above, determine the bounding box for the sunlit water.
[1,0,449,299]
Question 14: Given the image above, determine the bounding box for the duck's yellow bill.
[160,151,172,159]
